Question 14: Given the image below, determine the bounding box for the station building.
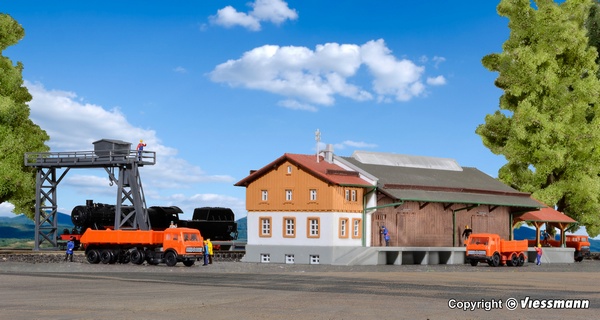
[234,148,543,265]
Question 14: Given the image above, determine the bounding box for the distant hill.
[0,213,74,239]
[514,226,600,252]
[236,216,247,240]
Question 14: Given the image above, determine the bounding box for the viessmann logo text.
[448,296,590,311]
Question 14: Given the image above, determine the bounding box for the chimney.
[324,144,334,163]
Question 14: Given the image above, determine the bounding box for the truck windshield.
[183,233,198,241]
[469,237,488,245]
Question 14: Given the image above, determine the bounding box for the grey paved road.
[0,260,599,319]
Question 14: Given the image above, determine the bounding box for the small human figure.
[64,236,75,262]
[207,238,214,264]
[381,226,390,246]
[136,139,147,161]
[169,221,176,228]
[202,240,209,266]
[462,225,473,246]
[542,230,549,245]
[535,244,543,265]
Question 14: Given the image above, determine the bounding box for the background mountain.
[236,216,247,241]
[0,213,74,239]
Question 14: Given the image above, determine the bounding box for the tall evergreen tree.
[0,13,49,219]
[477,0,600,236]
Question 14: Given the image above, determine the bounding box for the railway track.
[0,248,245,263]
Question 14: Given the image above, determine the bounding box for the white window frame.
[285,189,293,201]
[261,190,268,201]
[310,189,317,201]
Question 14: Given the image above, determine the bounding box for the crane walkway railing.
[24,150,156,168]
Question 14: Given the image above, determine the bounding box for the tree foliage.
[476,0,600,236]
[0,13,49,218]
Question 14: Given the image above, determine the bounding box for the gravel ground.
[1,252,599,319]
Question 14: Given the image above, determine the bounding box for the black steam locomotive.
[70,200,238,241]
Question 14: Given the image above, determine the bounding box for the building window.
[351,189,357,202]
[287,165,292,174]
[283,217,296,238]
[285,254,295,264]
[339,218,349,238]
[259,217,272,237]
[285,189,293,201]
[307,217,320,238]
[309,255,320,264]
[352,218,362,239]
[345,189,350,201]
[310,189,317,201]
[261,190,268,201]
[261,254,270,263]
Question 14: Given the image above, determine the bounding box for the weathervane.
[315,129,321,163]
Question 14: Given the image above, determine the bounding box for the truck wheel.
[86,249,100,264]
[183,259,195,267]
[165,251,177,267]
[469,260,478,266]
[518,253,525,266]
[507,253,518,267]
[130,249,145,265]
[575,251,584,262]
[100,249,114,264]
[491,253,500,267]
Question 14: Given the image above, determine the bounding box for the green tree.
[0,13,49,219]
[476,0,600,236]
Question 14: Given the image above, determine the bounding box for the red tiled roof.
[516,206,577,223]
[234,153,372,187]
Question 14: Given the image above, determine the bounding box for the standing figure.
[207,238,214,264]
[462,225,473,246]
[202,240,209,266]
[136,139,147,161]
[535,244,543,265]
[64,236,75,262]
[381,226,390,247]
[542,229,549,245]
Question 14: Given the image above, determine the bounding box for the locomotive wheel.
[86,249,100,264]
[130,249,145,265]
[517,253,525,266]
[490,253,500,267]
[165,251,178,267]
[100,249,114,264]
[183,259,195,267]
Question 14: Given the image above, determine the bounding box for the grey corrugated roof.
[351,150,463,171]
[343,156,541,209]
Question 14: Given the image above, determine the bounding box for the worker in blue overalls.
[64,237,75,262]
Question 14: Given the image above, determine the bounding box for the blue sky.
[0,1,552,228]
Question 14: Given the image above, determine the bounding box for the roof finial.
[315,129,321,163]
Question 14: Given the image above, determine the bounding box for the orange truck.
[80,227,204,267]
[466,233,527,267]
[527,234,591,262]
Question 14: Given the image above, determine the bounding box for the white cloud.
[173,66,188,74]
[210,6,261,31]
[333,140,378,150]
[0,202,15,217]
[210,39,444,110]
[427,75,446,85]
[278,99,318,112]
[156,193,247,219]
[210,0,297,31]
[432,56,446,68]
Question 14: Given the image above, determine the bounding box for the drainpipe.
[452,204,479,247]
[363,200,404,247]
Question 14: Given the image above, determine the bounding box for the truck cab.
[161,228,204,266]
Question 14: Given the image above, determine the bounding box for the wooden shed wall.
[244,160,364,212]
[371,197,511,247]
